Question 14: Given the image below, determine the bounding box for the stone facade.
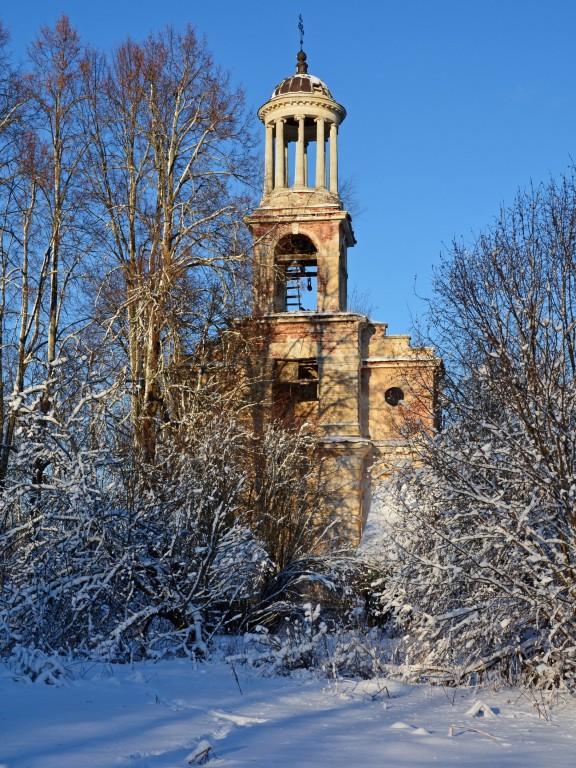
[245,50,438,547]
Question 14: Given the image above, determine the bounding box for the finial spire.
[296,15,308,73]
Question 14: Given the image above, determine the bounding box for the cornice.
[246,205,356,246]
[257,311,369,325]
[258,96,346,123]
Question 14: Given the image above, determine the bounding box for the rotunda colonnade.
[258,51,346,197]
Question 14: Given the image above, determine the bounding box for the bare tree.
[0,143,49,483]
[82,26,257,463]
[26,15,93,373]
[0,26,41,483]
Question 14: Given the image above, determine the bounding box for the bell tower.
[249,48,355,317]
[246,45,439,547]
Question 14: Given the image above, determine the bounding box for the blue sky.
[2,1,576,335]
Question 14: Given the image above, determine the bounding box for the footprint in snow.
[211,710,268,726]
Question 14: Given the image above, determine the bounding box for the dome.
[271,73,333,100]
[270,50,333,100]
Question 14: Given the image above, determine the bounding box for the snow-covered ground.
[1,659,575,767]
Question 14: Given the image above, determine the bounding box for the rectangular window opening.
[274,358,319,404]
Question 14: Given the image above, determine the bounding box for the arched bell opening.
[274,234,318,312]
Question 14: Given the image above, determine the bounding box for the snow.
[1,659,575,767]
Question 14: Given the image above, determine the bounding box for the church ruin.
[245,48,439,546]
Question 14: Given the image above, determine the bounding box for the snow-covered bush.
[233,604,330,676]
[0,376,128,656]
[95,416,271,659]
[369,459,576,688]
[0,379,344,662]
[229,598,391,679]
[367,171,576,690]
[0,380,272,661]
[4,645,70,685]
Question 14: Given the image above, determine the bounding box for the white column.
[295,117,305,187]
[315,118,326,188]
[264,123,274,193]
[329,122,338,194]
[274,119,285,189]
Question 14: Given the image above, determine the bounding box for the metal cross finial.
[298,15,304,51]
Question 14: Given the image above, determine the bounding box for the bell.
[307,276,313,291]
